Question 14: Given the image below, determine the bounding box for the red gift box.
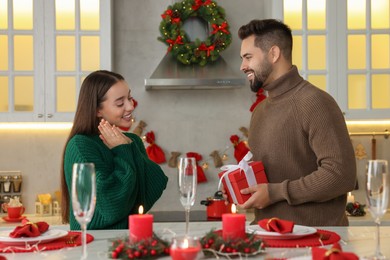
[218,155,267,204]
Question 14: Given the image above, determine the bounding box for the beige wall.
[0,1,389,216]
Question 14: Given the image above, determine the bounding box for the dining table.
[0,220,389,259]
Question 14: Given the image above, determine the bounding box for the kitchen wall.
[0,0,389,217]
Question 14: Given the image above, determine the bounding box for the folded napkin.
[258,218,294,234]
[312,243,359,260]
[9,219,49,238]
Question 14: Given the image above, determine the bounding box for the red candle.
[222,204,246,240]
[170,237,201,260]
[129,205,153,243]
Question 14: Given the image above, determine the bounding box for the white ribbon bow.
[218,151,256,204]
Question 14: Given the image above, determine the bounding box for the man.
[237,19,356,226]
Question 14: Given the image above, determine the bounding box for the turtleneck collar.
[262,65,303,99]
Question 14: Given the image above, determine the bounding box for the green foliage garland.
[158,0,232,66]
[109,234,170,259]
[200,229,265,257]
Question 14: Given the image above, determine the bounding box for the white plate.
[0,228,68,246]
[246,224,317,240]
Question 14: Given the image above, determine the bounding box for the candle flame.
[183,238,189,248]
[138,205,144,214]
[231,204,236,214]
[348,192,351,196]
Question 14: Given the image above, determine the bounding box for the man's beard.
[250,77,262,93]
[249,59,273,93]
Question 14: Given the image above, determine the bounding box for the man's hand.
[238,183,270,209]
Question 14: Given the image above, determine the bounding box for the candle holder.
[170,236,201,260]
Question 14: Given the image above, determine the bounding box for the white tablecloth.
[0,222,389,259]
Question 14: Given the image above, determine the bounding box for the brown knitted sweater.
[249,66,356,226]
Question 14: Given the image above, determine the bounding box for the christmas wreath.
[158,0,232,66]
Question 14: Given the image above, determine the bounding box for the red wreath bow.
[186,152,207,183]
[249,88,267,112]
[166,36,184,52]
[145,131,166,164]
[212,21,230,34]
[199,43,215,57]
[192,0,212,11]
[161,9,180,24]
[230,135,250,163]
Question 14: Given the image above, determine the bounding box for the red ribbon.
[166,36,184,52]
[192,0,212,11]
[161,9,181,24]
[212,21,230,34]
[199,43,215,57]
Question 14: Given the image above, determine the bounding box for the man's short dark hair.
[238,19,293,61]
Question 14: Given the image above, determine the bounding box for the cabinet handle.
[38,114,44,118]
[47,114,53,118]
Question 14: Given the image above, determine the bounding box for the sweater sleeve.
[119,133,168,213]
[64,134,167,230]
[268,89,357,205]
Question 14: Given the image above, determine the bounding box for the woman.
[60,70,168,230]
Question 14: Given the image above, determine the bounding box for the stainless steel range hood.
[144,54,245,90]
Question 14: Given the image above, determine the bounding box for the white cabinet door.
[0,0,112,122]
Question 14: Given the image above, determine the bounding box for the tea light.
[222,204,246,240]
[129,205,153,243]
[170,236,201,260]
[347,192,355,204]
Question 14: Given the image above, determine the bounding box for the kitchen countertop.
[150,210,390,226]
[1,210,389,227]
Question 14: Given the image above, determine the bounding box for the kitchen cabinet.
[0,0,112,122]
[272,0,390,119]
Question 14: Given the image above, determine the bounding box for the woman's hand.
[98,119,132,149]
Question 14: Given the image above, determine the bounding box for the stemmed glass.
[72,163,96,260]
[365,159,389,260]
[178,157,197,235]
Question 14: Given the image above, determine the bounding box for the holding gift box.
[218,152,268,204]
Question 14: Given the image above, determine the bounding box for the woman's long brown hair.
[60,70,124,223]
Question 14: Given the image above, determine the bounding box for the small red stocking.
[230,135,250,163]
[186,152,207,183]
[145,131,166,164]
[249,89,266,112]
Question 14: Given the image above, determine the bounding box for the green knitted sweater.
[64,132,168,230]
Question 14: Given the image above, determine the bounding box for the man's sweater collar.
[263,65,303,99]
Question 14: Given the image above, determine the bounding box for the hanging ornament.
[354,143,367,160]
[249,88,267,112]
[186,152,207,183]
[230,135,250,163]
[133,120,147,136]
[145,131,166,164]
[239,126,249,138]
[202,162,209,170]
[209,150,223,168]
[168,151,181,168]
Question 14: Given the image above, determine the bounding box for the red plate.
[2,216,26,223]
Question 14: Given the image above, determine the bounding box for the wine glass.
[72,163,96,260]
[365,159,389,260]
[178,157,197,235]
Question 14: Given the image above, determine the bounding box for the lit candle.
[222,204,246,240]
[129,205,153,243]
[347,192,355,204]
[170,236,201,260]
